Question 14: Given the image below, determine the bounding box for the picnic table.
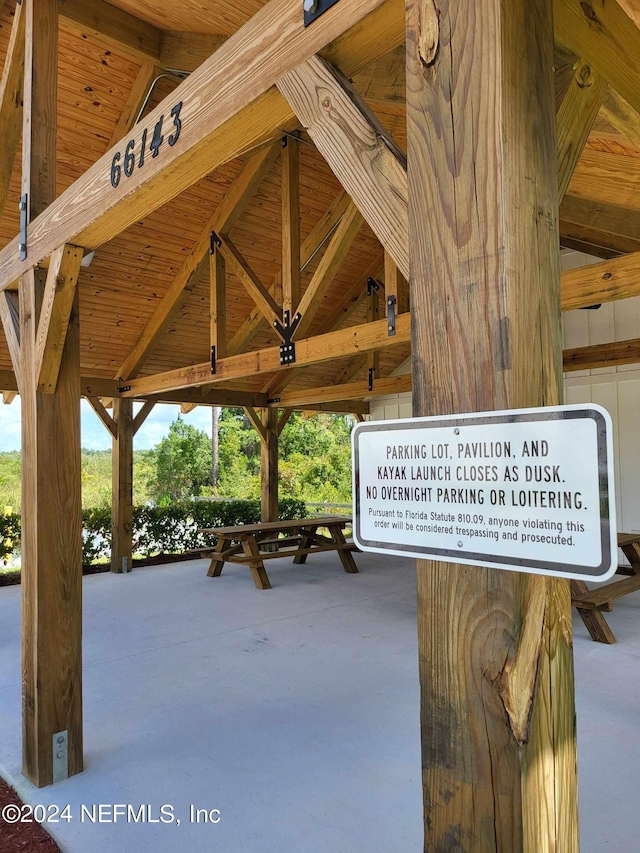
[571,532,640,644]
[199,515,359,590]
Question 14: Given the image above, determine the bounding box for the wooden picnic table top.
[618,532,640,548]
[200,515,352,537]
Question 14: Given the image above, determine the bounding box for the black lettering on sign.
[109,102,183,188]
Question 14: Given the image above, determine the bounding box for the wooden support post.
[111,398,134,574]
[281,133,301,317]
[406,0,578,849]
[20,0,83,789]
[260,407,278,523]
[210,240,226,360]
[366,278,380,383]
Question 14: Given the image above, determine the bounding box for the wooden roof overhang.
[0,0,640,416]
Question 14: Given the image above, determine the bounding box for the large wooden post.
[20,0,83,786]
[261,407,278,523]
[406,0,578,849]
[111,398,134,573]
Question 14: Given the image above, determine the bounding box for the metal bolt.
[457,541,463,548]
[56,751,64,760]
[303,0,318,11]
[57,735,64,744]
[454,428,460,435]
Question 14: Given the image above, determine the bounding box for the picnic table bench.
[571,532,640,644]
[199,515,359,590]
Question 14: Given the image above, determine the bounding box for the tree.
[151,417,212,503]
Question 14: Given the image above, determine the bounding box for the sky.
[0,399,214,452]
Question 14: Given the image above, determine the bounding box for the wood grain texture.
[35,245,83,393]
[281,134,301,316]
[260,407,278,522]
[278,54,409,279]
[107,60,158,147]
[406,0,577,849]
[132,400,155,434]
[0,0,401,291]
[600,88,640,151]
[556,58,606,198]
[210,245,226,358]
[111,397,133,573]
[561,250,640,309]
[560,195,640,255]
[58,0,161,63]
[217,235,282,327]
[563,337,640,371]
[0,291,21,383]
[121,312,411,397]
[86,395,116,437]
[0,0,25,220]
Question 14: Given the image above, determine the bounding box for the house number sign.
[110,101,183,188]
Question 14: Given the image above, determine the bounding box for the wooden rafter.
[117,142,279,381]
[294,201,364,340]
[600,88,640,151]
[0,0,403,292]
[564,338,640,372]
[560,196,640,256]
[554,0,640,118]
[226,189,351,356]
[120,313,411,398]
[86,396,117,438]
[210,244,226,359]
[107,61,159,148]
[556,58,606,200]
[281,134,301,317]
[216,236,282,328]
[278,54,409,279]
[35,245,83,394]
[0,0,26,221]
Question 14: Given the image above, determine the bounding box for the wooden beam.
[296,400,370,415]
[245,406,267,440]
[556,58,606,199]
[132,400,155,435]
[407,0,577,847]
[366,277,380,380]
[294,201,364,339]
[180,402,198,414]
[2,390,17,404]
[554,0,640,118]
[107,61,159,148]
[21,0,84,789]
[35,245,83,393]
[560,195,640,256]
[117,143,279,380]
[561,251,640,310]
[58,0,161,64]
[278,54,409,279]
[384,250,408,315]
[0,292,21,383]
[226,189,351,356]
[260,407,278,522]
[277,408,293,435]
[121,313,411,398]
[0,0,26,220]
[563,338,640,371]
[216,236,282,328]
[600,88,640,151]
[0,0,403,292]
[281,134,301,317]
[0,370,115,398]
[159,31,227,73]
[86,396,116,438]
[272,373,412,408]
[210,243,226,359]
[111,398,133,573]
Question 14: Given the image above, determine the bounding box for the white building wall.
[369,250,640,537]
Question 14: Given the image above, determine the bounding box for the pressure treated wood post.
[111,398,134,573]
[261,407,278,523]
[20,0,83,787]
[406,0,578,849]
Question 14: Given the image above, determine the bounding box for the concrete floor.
[0,553,638,852]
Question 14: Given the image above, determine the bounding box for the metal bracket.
[368,367,374,393]
[210,345,216,375]
[303,0,340,27]
[268,397,281,404]
[210,231,222,254]
[273,309,301,344]
[118,385,131,393]
[366,276,380,297]
[280,341,296,365]
[19,194,28,261]
[52,730,68,783]
[387,294,397,336]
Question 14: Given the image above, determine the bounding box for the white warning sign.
[352,404,616,581]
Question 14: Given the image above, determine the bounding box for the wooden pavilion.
[1,0,640,847]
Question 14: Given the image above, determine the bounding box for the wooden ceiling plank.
[58,0,161,64]
[278,54,409,279]
[86,396,117,438]
[0,0,26,221]
[35,244,83,393]
[563,338,640,371]
[0,0,402,292]
[554,0,640,118]
[120,312,412,398]
[226,188,351,356]
[294,201,364,340]
[117,142,279,381]
[556,58,606,199]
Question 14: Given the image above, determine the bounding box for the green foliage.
[151,416,213,503]
[0,511,20,565]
